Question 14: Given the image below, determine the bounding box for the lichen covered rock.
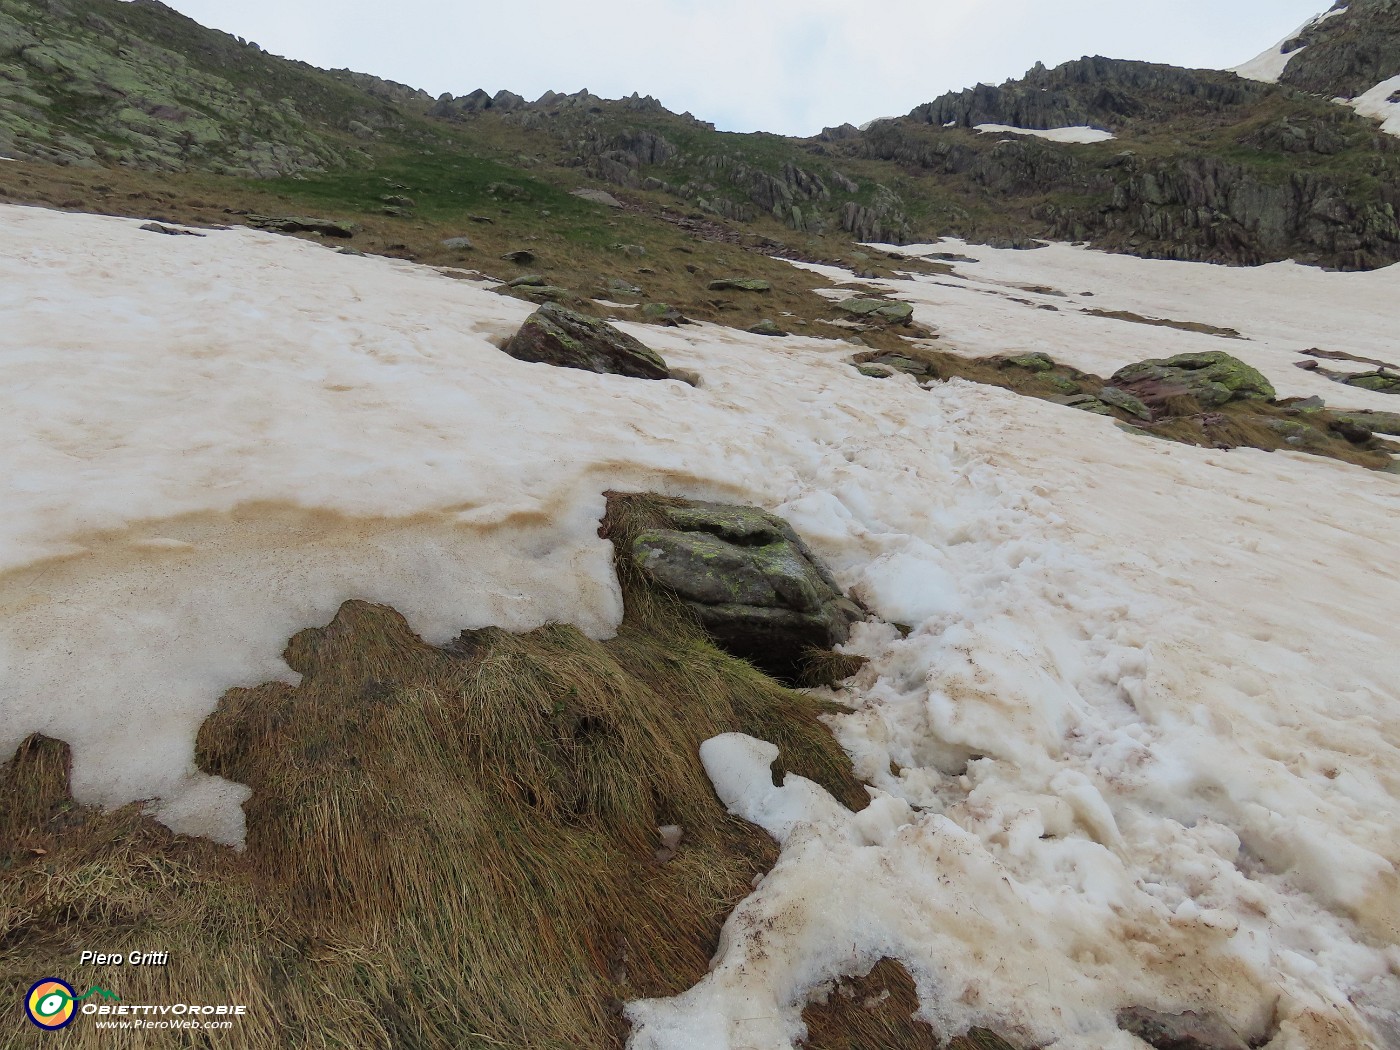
[629,500,863,680]
[1111,351,1276,407]
[502,302,669,380]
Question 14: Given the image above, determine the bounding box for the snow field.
[2,204,1399,1047]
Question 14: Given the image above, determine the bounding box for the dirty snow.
[974,123,1116,144]
[3,203,1400,1048]
[793,238,1400,413]
[1349,73,1400,138]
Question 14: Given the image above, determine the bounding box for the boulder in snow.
[502,302,669,380]
[629,500,864,681]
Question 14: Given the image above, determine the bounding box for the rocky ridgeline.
[0,0,402,173]
[428,84,914,242]
[1277,0,1400,99]
[847,52,1400,269]
[909,57,1270,131]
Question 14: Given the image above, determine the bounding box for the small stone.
[571,188,624,208]
[708,278,773,292]
[507,274,547,287]
[139,222,204,237]
[441,236,474,251]
[501,249,536,264]
[748,320,788,337]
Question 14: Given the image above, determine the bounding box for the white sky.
[148,0,1329,135]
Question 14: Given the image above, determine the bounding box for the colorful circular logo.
[25,979,77,1030]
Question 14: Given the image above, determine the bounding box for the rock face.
[1277,0,1400,100]
[1110,351,1276,408]
[911,57,1268,132]
[502,302,669,380]
[629,501,864,681]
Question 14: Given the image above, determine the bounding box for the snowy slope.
[2,204,1399,1048]
[1231,6,1347,83]
[1351,73,1400,135]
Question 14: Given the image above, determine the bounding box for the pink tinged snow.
[1,204,1399,1047]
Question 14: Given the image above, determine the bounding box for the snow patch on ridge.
[1231,5,1347,84]
[1349,72,1400,137]
[974,123,1115,144]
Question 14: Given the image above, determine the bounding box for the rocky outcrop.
[1110,351,1276,408]
[835,298,914,324]
[502,302,669,380]
[245,214,356,237]
[840,185,912,244]
[628,500,864,681]
[1278,0,1400,100]
[911,57,1270,132]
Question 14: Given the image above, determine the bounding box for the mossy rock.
[836,298,914,324]
[1342,370,1400,394]
[502,301,669,380]
[708,278,772,292]
[1111,351,1276,405]
[748,319,788,337]
[629,500,863,682]
[1003,351,1057,372]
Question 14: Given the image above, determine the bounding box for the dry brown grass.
[0,494,921,1049]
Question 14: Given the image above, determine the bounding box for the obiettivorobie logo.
[24,979,119,1030]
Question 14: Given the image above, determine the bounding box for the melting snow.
[973,123,1115,144]
[1350,73,1400,138]
[3,204,1400,1047]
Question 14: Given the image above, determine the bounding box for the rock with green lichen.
[1341,370,1400,394]
[1111,351,1276,405]
[836,298,914,324]
[708,278,772,292]
[629,500,863,680]
[1096,385,1151,419]
[747,319,788,337]
[502,301,669,380]
[1003,351,1057,372]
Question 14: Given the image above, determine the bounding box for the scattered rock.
[1332,409,1400,435]
[502,302,669,380]
[501,250,536,264]
[607,278,644,296]
[708,278,772,292]
[1117,1007,1250,1050]
[1097,385,1152,420]
[1111,351,1276,408]
[858,364,896,378]
[629,500,864,680]
[336,247,365,256]
[1341,370,1400,394]
[245,214,355,238]
[139,222,204,237]
[836,298,914,325]
[571,188,624,208]
[1002,351,1056,372]
[508,274,547,288]
[468,214,495,224]
[748,320,788,337]
[517,286,574,302]
[380,194,416,208]
[641,303,692,326]
[441,236,474,251]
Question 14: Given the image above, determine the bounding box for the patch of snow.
[1231,6,1347,84]
[1349,73,1400,137]
[942,119,958,128]
[4,204,1400,1047]
[974,123,1116,144]
[857,115,900,132]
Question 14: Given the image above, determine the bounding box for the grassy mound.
[0,495,876,1049]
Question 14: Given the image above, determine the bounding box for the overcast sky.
[150,0,1328,135]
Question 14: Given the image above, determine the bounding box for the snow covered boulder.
[629,500,864,681]
[1110,351,1276,408]
[502,302,670,380]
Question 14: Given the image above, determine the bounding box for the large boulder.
[246,214,356,238]
[629,501,863,681]
[502,303,669,380]
[836,298,914,325]
[1110,351,1275,408]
